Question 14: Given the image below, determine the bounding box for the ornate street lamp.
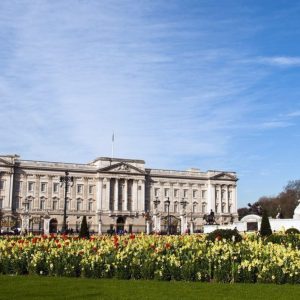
[60,171,74,234]
[180,198,188,211]
[153,196,161,209]
[165,197,170,235]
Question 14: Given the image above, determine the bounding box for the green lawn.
[0,276,299,300]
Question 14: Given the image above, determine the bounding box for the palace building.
[0,154,238,234]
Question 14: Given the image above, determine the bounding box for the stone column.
[114,178,119,211]
[123,179,128,211]
[8,169,14,209]
[47,176,53,211]
[190,221,194,234]
[153,214,157,232]
[146,220,151,234]
[98,220,102,235]
[180,215,185,234]
[140,179,145,211]
[43,217,50,235]
[72,178,76,210]
[105,178,110,210]
[233,185,237,215]
[96,178,103,211]
[132,180,138,211]
[1,173,10,209]
[34,175,41,209]
[21,214,30,234]
[206,181,212,213]
[225,185,228,213]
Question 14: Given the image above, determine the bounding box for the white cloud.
[286,110,300,118]
[0,1,266,168]
[258,56,300,67]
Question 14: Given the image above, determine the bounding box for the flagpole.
[111,132,114,159]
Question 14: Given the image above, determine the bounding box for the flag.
[112,132,114,142]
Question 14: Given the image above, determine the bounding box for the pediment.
[210,172,237,181]
[0,157,13,166]
[98,162,145,174]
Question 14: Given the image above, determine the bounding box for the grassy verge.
[0,275,299,300]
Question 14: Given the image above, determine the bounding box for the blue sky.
[1,0,300,208]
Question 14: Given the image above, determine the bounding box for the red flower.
[165,243,171,249]
[129,234,135,240]
[57,244,62,248]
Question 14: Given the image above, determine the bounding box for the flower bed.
[0,234,299,284]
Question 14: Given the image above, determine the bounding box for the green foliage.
[79,216,90,239]
[206,229,242,243]
[285,228,300,234]
[239,179,300,219]
[260,210,272,237]
[265,234,300,249]
[1,234,300,284]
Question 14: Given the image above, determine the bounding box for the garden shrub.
[260,210,272,237]
[206,229,242,243]
[79,216,90,239]
[285,228,300,234]
[265,233,300,249]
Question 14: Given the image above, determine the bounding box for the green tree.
[239,179,299,219]
[260,210,272,237]
[79,216,90,239]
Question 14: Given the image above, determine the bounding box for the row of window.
[163,203,204,213]
[155,188,207,199]
[23,199,94,211]
[23,182,95,194]
[155,188,233,199]
[161,203,232,214]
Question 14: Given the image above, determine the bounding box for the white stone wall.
[0,154,238,233]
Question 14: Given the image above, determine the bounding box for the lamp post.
[60,171,74,234]
[153,197,161,210]
[165,197,170,235]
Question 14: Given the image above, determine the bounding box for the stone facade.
[0,154,238,234]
